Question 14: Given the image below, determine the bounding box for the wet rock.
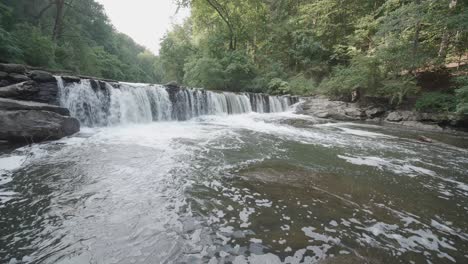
[0,98,70,116]
[345,108,365,119]
[0,80,10,87]
[365,107,385,118]
[28,70,56,83]
[386,111,403,122]
[8,73,30,83]
[399,121,443,131]
[0,71,8,79]
[61,75,81,84]
[165,81,179,88]
[0,63,26,74]
[299,97,363,121]
[0,110,80,143]
[0,81,38,98]
[418,135,433,143]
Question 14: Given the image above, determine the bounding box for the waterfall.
[57,77,298,127]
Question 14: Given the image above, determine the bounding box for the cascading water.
[57,77,298,126]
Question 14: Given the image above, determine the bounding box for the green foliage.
[288,74,318,96]
[0,27,21,62]
[454,76,468,115]
[415,92,457,113]
[0,0,163,83]
[184,56,225,89]
[168,0,467,109]
[12,24,55,66]
[267,78,290,95]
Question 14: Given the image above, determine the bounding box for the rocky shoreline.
[0,64,80,145]
[298,96,468,133]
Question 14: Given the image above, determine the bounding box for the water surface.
[1,112,467,263]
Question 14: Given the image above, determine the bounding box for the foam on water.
[1,107,467,263]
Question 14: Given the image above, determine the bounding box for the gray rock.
[345,108,365,118]
[61,75,81,84]
[165,81,179,88]
[0,98,69,116]
[0,71,8,79]
[365,107,385,118]
[386,111,421,122]
[0,110,80,143]
[399,121,443,131]
[299,97,364,121]
[0,81,38,98]
[0,80,10,87]
[0,63,26,74]
[8,73,30,82]
[28,70,56,82]
[386,111,403,122]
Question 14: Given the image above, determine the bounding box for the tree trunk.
[52,0,65,41]
[438,0,458,60]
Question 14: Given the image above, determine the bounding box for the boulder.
[165,81,179,88]
[0,71,8,79]
[8,73,30,83]
[0,80,10,87]
[0,110,80,143]
[61,75,81,84]
[0,63,26,74]
[365,107,386,118]
[386,111,421,122]
[386,111,403,122]
[400,121,443,131]
[0,98,69,116]
[0,81,38,98]
[28,70,56,83]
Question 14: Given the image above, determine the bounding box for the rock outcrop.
[0,98,70,116]
[299,96,467,132]
[0,63,80,144]
[0,110,80,143]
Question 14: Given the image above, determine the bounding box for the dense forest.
[0,0,467,114]
[0,0,163,83]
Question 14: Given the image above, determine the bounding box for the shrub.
[12,24,55,67]
[288,74,318,95]
[415,92,457,113]
[183,56,225,90]
[0,27,21,62]
[267,78,290,95]
[454,76,468,115]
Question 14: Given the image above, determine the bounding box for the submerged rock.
[0,110,80,143]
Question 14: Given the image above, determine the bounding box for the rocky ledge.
[0,63,80,145]
[298,96,468,132]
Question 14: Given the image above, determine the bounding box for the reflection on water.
[1,112,467,263]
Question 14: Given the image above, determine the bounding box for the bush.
[454,76,468,115]
[267,78,290,95]
[221,51,256,91]
[12,24,55,67]
[288,74,318,95]
[0,27,21,62]
[319,55,381,99]
[183,56,225,90]
[415,92,457,113]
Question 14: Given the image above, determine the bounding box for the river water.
[1,82,468,263]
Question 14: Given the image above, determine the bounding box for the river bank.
[298,96,468,134]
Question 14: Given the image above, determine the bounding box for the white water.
[57,77,297,127]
